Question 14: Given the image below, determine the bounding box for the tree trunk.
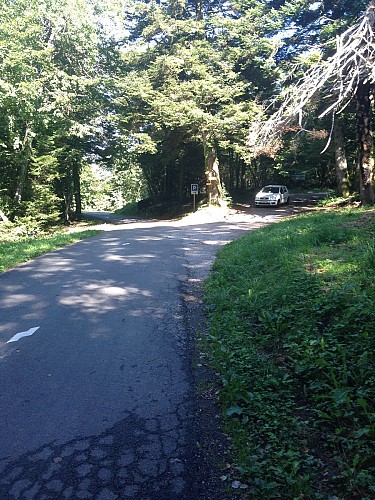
[356,81,374,204]
[14,160,29,204]
[240,158,247,191]
[228,150,234,192]
[194,0,203,19]
[333,118,350,197]
[0,210,9,222]
[73,160,82,220]
[14,123,33,203]
[178,159,184,202]
[202,131,221,205]
[63,187,73,225]
[234,153,240,191]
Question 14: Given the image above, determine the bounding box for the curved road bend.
[0,204,296,499]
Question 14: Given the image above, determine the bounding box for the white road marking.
[7,327,40,343]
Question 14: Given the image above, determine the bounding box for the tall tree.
[333,116,350,197]
[114,0,277,204]
[250,2,375,203]
[0,0,51,211]
[0,0,105,223]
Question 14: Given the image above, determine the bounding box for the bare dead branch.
[249,2,375,156]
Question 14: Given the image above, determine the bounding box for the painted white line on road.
[7,327,40,343]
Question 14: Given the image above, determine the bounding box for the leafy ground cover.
[114,202,139,216]
[204,207,375,498]
[0,223,101,272]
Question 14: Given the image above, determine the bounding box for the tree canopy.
[249,1,375,202]
[0,0,374,227]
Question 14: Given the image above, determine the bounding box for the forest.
[0,0,374,231]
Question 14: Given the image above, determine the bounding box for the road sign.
[191,184,199,194]
[191,184,199,212]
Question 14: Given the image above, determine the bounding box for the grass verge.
[204,207,375,498]
[114,202,139,216]
[0,229,101,272]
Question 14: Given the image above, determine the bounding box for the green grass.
[114,201,139,216]
[0,229,101,272]
[204,207,375,498]
[316,193,361,207]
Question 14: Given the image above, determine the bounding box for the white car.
[255,185,290,206]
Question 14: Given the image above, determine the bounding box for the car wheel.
[286,196,290,205]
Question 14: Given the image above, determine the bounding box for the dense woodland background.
[0,0,373,228]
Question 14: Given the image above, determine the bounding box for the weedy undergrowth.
[204,208,375,498]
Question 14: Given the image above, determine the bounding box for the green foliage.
[114,0,275,201]
[114,202,138,217]
[204,207,375,497]
[111,162,148,205]
[0,228,101,272]
[0,0,105,222]
[317,193,361,207]
[0,0,369,217]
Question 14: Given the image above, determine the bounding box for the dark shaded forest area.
[0,0,373,230]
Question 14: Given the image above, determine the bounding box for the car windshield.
[261,186,280,194]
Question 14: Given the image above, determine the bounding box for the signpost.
[191,183,199,211]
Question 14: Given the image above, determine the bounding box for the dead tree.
[249,2,375,203]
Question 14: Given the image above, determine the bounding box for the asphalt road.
[0,200,318,499]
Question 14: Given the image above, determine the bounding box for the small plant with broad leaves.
[204,207,375,498]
